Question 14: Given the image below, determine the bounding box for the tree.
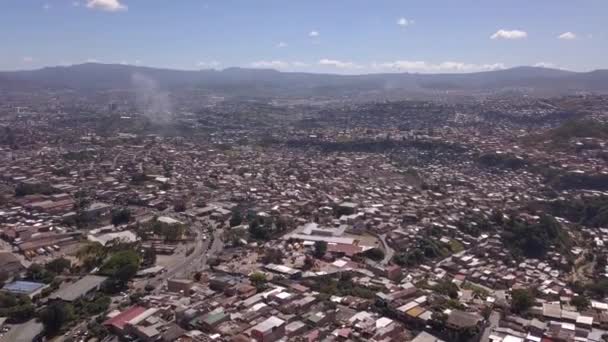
[142,248,157,267]
[26,264,56,284]
[0,293,35,323]
[229,210,243,227]
[571,295,590,311]
[363,248,385,261]
[249,272,267,291]
[511,288,536,314]
[173,199,187,212]
[100,250,140,290]
[111,208,132,226]
[433,280,460,299]
[76,242,107,272]
[313,241,327,258]
[39,301,74,336]
[45,258,71,275]
[262,248,284,264]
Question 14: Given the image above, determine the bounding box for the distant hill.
[1,63,607,98]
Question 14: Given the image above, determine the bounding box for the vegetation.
[76,242,107,271]
[586,279,608,299]
[0,292,35,323]
[229,210,243,227]
[100,250,140,291]
[39,301,75,336]
[138,218,186,242]
[393,237,450,267]
[15,182,56,197]
[463,282,490,299]
[541,196,608,228]
[570,295,590,311]
[247,215,288,241]
[478,152,528,170]
[308,273,378,299]
[262,248,284,264]
[511,288,536,314]
[111,207,132,226]
[313,241,328,258]
[45,257,71,274]
[432,280,459,299]
[362,248,385,261]
[501,215,571,259]
[249,272,267,291]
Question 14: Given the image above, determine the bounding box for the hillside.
[1,63,608,98]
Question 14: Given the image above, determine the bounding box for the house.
[0,252,25,280]
[49,275,107,302]
[446,310,483,331]
[167,278,194,294]
[104,306,149,335]
[250,316,285,342]
[1,280,48,299]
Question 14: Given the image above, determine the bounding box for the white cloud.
[490,29,527,40]
[558,32,576,40]
[72,1,81,7]
[292,61,309,67]
[250,61,309,69]
[533,62,563,69]
[43,3,51,10]
[397,17,413,27]
[86,0,127,12]
[86,58,100,63]
[309,31,319,37]
[251,60,291,69]
[197,61,221,69]
[276,42,288,48]
[372,60,505,73]
[318,59,362,69]
[22,57,34,63]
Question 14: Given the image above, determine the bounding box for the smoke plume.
[131,73,174,124]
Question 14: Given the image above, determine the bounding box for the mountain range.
[2,63,607,98]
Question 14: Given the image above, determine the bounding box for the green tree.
[249,272,267,291]
[433,280,460,299]
[229,210,243,227]
[363,248,385,261]
[45,258,71,274]
[0,293,35,323]
[571,295,590,311]
[26,264,56,284]
[39,301,74,336]
[313,241,328,258]
[511,288,536,314]
[111,207,132,226]
[100,250,140,290]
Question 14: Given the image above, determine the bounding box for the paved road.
[0,319,43,342]
[480,310,500,342]
[378,233,394,265]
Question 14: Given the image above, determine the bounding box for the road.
[0,319,43,342]
[480,310,500,342]
[146,217,224,294]
[378,233,394,265]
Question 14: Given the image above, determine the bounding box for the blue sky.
[1,0,607,73]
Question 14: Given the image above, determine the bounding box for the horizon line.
[3,62,607,76]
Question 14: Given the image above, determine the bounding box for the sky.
[1,0,607,74]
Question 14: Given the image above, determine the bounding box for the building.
[49,275,107,302]
[104,306,149,335]
[0,252,25,280]
[167,278,194,294]
[1,280,48,299]
[250,316,286,342]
